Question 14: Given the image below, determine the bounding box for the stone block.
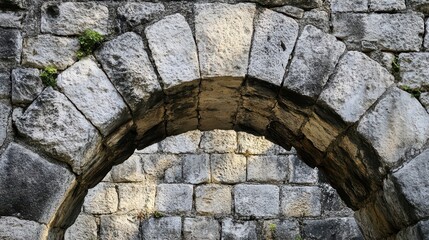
[141,217,182,240]
[0,100,11,147]
[399,53,429,88]
[111,155,144,182]
[118,2,164,27]
[135,143,158,154]
[288,155,318,184]
[272,5,304,18]
[281,186,321,217]
[195,184,232,215]
[83,183,118,214]
[0,217,47,240]
[11,68,44,106]
[237,131,277,155]
[164,164,182,183]
[100,215,139,240]
[300,10,329,32]
[159,130,201,153]
[183,154,210,184]
[262,220,300,240]
[222,219,257,240]
[235,184,280,217]
[0,28,21,68]
[184,217,220,240]
[0,70,10,99]
[0,11,24,28]
[155,184,193,213]
[141,154,179,178]
[242,0,322,9]
[211,153,246,183]
[369,0,406,11]
[200,130,237,153]
[331,0,368,12]
[303,218,363,239]
[65,214,97,240]
[117,182,156,214]
[247,155,288,182]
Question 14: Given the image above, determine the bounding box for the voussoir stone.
[57,58,131,136]
[0,143,75,224]
[0,28,22,68]
[0,217,47,240]
[248,9,298,86]
[319,51,394,123]
[195,3,256,78]
[146,14,200,89]
[358,88,429,168]
[15,88,101,173]
[95,32,160,112]
[11,68,44,106]
[118,2,165,27]
[22,35,79,70]
[41,2,109,35]
[399,53,429,88]
[284,25,345,99]
[235,184,280,217]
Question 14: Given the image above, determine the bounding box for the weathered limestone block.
[95,32,160,112]
[155,184,193,213]
[15,88,101,173]
[331,0,368,12]
[211,153,246,183]
[237,132,277,155]
[289,155,318,184]
[22,35,79,70]
[141,154,179,178]
[146,14,200,90]
[235,184,280,217]
[0,100,11,147]
[195,184,232,215]
[0,11,24,28]
[58,58,131,136]
[369,0,406,11]
[281,186,321,217]
[369,51,395,72]
[164,164,182,183]
[118,2,164,27]
[0,28,21,68]
[0,143,75,224]
[303,218,363,239]
[117,182,156,213]
[300,10,330,32]
[64,214,97,240]
[358,88,429,168]
[159,130,201,153]
[284,25,345,100]
[135,142,158,154]
[183,217,220,240]
[182,154,210,184]
[195,3,256,78]
[247,155,288,182]
[263,220,300,239]
[333,13,424,51]
[41,2,109,35]
[100,215,139,240]
[248,9,298,85]
[399,53,429,88]
[83,183,118,214]
[111,155,144,182]
[272,5,304,18]
[200,130,237,153]
[0,70,10,99]
[0,217,47,240]
[141,217,182,240]
[11,68,44,106]
[319,51,394,123]
[222,219,257,240]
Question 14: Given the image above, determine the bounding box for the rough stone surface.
[0,11,24,28]
[41,2,109,35]
[195,184,232,215]
[331,0,368,12]
[358,88,429,167]
[300,10,330,32]
[64,214,97,240]
[262,220,300,240]
[0,217,47,240]
[369,0,406,11]
[156,184,193,213]
[195,3,256,78]
[248,9,298,85]
[141,154,179,178]
[111,155,145,182]
[183,154,210,184]
[319,51,394,123]
[22,35,79,70]
[303,218,363,239]
[58,58,131,136]
[396,220,429,240]
[425,18,429,50]
[0,143,75,224]
[289,155,318,184]
[200,130,237,153]
[211,153,246,183]
[183,217,220,240]
[95,32,160,112]
[0,71,10,99]
[369,51,395,72]
[284,25,345,99]
[159,130,201,153]
[0,100,11,147]
[247,155,288,182]
[0,28,21,68]
[235,184,280,217]
[146,14,200,89]
[15,88,101,173]
[222,219,257,240]
[399,53,429,88]
[83,183,118,214]
[237,132,278,155]
[11,68,44,106]
[281,186,321,217]
[272,5,304,18]
[333,13,424,51]
[117,182,156,213]
[141,217,182,240]
[117,2,165,27]
[100,215,139,240]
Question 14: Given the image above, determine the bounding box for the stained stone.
[399,53,429,88]
[222,219,257,240]
[0,100,11,147]
[300,10,330,32]
[303,218,363,239]
[57,58,131,136]
[0,217,47,240]
[396,220,429,240]
[141,217,182,240]
[100,215,139,240]
[331,0,368,12]
[195,184,232,215]
[0,143,75,224]
[183,154,210,184]
[248,9,298,85]
[0,0,26,9]
[83,183,118,214]
[288,155,318,184]
[15,88,101,174]
[11,68,44,106]
[200,130,237,153]
[281,186,321,217]
[234,184,280,217]
[118,2,165,26]
[183,217,220,240]
[22,35,79,70]
[0,28,21,68]
[263,220,300,239]
[41,2,109,35]
[155,184,193,213]
[64,214,97,240]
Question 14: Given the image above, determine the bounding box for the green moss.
[392,56,400,73]
[153,211,164,218]
[77,29,104,59]
[400,85,423,98]
[40,66,58,87]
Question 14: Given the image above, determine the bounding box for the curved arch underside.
[1,2,429,240]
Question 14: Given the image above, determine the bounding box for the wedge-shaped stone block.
[95,32,160,112]
[399,53,429,88]
[41,2,109,35]
[195,3,256,78]
[0,217,47,240]
[184,217,220,240]
[0,28,21,68]
[284,25,345,99]
[248,9,298,85]
[235,184,280,217]
[0,143,75,224]
[22,35,79,70]
[146,14,200,90]
[358,88,429,168]
[11,68,44,106]
[319,51,393,123]
[142,217,182,240]
[15,88,101,173]
[58,58,131,136]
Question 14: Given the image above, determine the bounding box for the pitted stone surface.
[15,88,101,173]
[183,217,220,240]
[303,218,363,239]
[141,154,179,177]
[200,130,237,153]
[248,9,298,85]
[22,35,79,70]
[247,155,288,182]
[358,88,429,167]
[142,217,182,240]
[146,14,200,89]
[222,219,257,240]
[100,215,139,240]
[399,53,429,88]
[64,214,97,240]
[57,58,131,136]
[0,217,47,240]
[195,184,232,215]
[0,11,23,28]
[0,28,21,68]
[235,184,280,217]
[11,68,44,106]
[272,5,304,18]
[211,153,246,183]
[331,0,368,12]
[281,186,321,217]
[41,2,109,35]
[159,130,201,153]
[263,220,300,239]
[95,32,160,112]
[156,184,193,213]
[289,155,318,184]
[319,51,394,123]
[195,3,256,78]
[237,132,278,155]
[83,183,118,214]
[117,2,165,27]
[111,155,144,182]
[183,154,210,184]
[0,100,11,147]
[369,0,406,11]
[425,19,429,50]
[0,143,75,224]
[284,25,345,99]
[0,71,10,99]
[117,182,155,213]
[300,10,330,33]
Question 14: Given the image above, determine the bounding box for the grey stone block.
[195,184,232,215]
[303,218,363,239]
[155,184,193,213]
[235,184,280,217]
[281,186,321,217]
[222,218,257,240]
[117,182,156,214]
[111,155,144,182]
[200,130,237,153]
[141,154,180,178]
[288,155,318,184]
[399,53,429,88]
[331,0,368,12]
[100,215,139,240]
[65,214,97,240]
[183,154,210,184]
[0,11,24,28]
[0,100,11,147]
[159,130,201,154]
[272,5,304,18]
[117,2,164,27]
[369,0,406,11]
[83,183,118,214]
[0,70,10,99]
[300,10,329,32]
[184,217,220,240]
[0,28,21,68]
[11,68,44,106]
[247,155,288,182]
[0,217,47,240]
[263,220,300,240]
[141,217,182,240]
[211,153,246,183]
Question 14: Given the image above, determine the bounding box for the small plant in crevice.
[392,56,400,74]
[40,66,58,87]
[399,85,429,99]
[76,29,105,59]
[153,211,164,218]
[295,235,303,240]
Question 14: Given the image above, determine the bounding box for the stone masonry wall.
[65,130,362,240]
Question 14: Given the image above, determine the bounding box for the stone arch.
[1,2,429,240]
